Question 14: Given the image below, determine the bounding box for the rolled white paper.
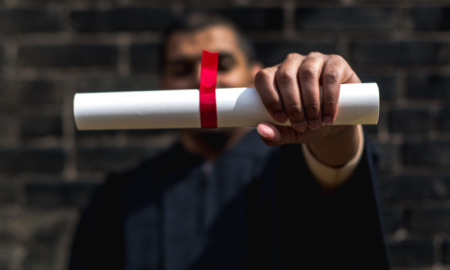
[74,83,379,130]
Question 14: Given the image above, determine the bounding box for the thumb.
[257,123,281,145]
[257,123,302,146]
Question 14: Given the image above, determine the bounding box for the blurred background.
[0,0,449,269]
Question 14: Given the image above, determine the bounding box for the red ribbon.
[199,50,219,128]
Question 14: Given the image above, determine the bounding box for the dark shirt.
[68,129,390,270]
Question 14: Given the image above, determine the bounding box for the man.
[69,13,389,269]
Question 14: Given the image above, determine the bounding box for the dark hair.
[159,12,257,70]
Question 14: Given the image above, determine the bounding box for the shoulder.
[86,143,192,210]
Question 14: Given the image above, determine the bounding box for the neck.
[181,127,249,160]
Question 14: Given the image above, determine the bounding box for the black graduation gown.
[68,129,390,270]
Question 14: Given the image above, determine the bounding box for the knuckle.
[299,65,317,81]
[286,52,301,59]
[307,51,323,58]
[323,70,340,84]
[255,68,271,82]
[285,103,302,114]
[277,69,297,84]
[324,97,337,106]
[264,95,281,110]
[328,54,349,68]
[305,102,320,115]
[329,54,344,61]
[285,103,304,120]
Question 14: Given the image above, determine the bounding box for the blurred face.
[160,25,260,155]
[160,25,256,89]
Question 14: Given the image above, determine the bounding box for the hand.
[254,52,361,146]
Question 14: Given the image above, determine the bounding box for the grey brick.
[70,7,173,32]
[75,129,173,146]
[0,211,75,270]
[121,129,176,138]
[74,130,120,142]
[387,239,434,266]
[76,147,156,172]
[373,142,399,173]
[30,213,72,244]
[0,115,14,140]
[23,243,60,270]
[350,41,450,66]
[0,9,61,33]
[409,6,450,31]
[0,247,17,270]
[442,238,450,264]
[295,7,394,30]
[388,108,431,133]
[0,46,4,66]
[0,81,17,106]
[410,206,450,232]
[403,140,450,167]
[25,180,100,208]
[0,211,74,244]
[20,114,63,138]
[255,41,339,67]
[21,214,74,270]
[187,7,284,31]
[407,75,450,99]
[438,108,450,131]
[130,43,161,72]
[17,80,64,105]
[75,74,159,93]
[379,174,450,201]
[0,148,65,172]
[0,180,18,204]
[17,44,118,68]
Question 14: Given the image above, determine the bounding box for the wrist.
[302,125,364,188]
[306,125,361,167]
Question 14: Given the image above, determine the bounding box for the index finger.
[254,65,287,123]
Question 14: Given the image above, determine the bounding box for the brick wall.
[0,0,449,269]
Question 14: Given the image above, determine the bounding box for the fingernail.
[293,121,307,132]
[257,125,269,138]
[274,112,287,123]
[322,116,333,126]
[308,120,321,130]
